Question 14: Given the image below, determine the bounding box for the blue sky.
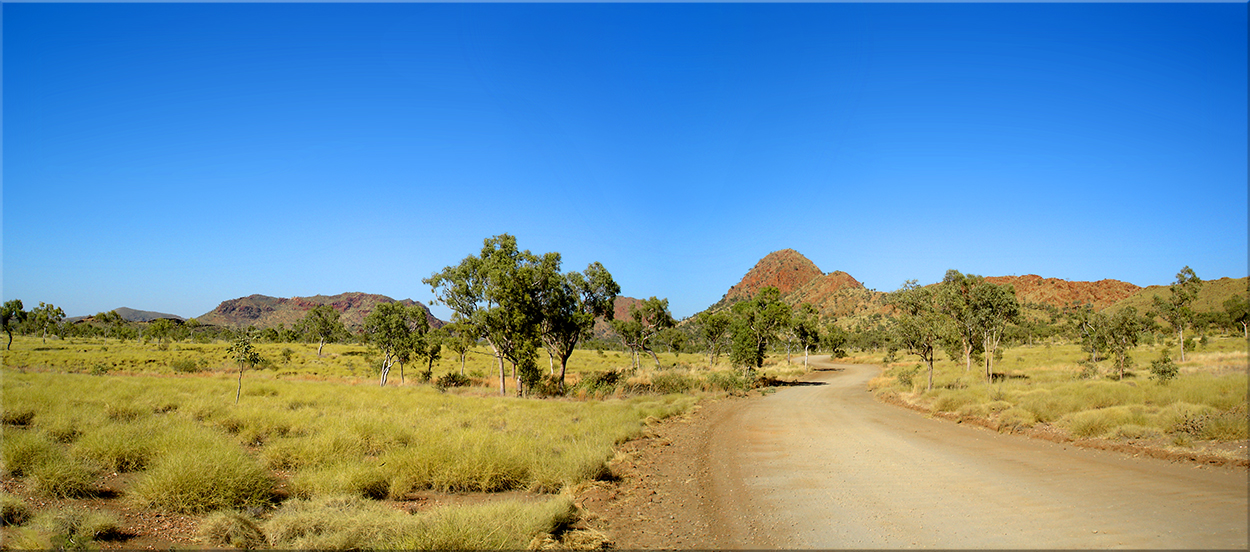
[3,2,1247,321]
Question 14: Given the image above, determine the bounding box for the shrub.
[200,510,267,550]
[1150,350,1179,384]
[434,372,470,390]
[650,371,695,394]
[170,358,202,373]
[1,493,32,526]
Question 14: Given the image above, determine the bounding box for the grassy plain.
[863,336,1248,448]
[2,335,805,548]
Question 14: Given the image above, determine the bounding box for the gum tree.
[886,281,946,391]
[968,279,1020,383]
[363,301,427,386]
[426,234,545,396]
[1152,266,1202,362]
[611,297,675,370]
[1222,294,1248,340]
[30,302,65,344]
[228,335,261,404]
[695,310,732,366]
[729,287,790,373]
[2,300,26,350]
[296,305,347,357]
[1105,306,1146,380]
[537,261,620,392]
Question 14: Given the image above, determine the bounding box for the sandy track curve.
[700,358,1248,549]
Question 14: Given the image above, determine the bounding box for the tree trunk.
[548,351,555,376]
[1178,328,1185,362]
[317,339,325,357]
[927,356,934,391]
[647,348,661,369]
[460,354,466,376]
[398,359,405,385]
[1242,321,1247,341]
[497,354,506,395]
[964,340,972,372]
[236,364,245,404]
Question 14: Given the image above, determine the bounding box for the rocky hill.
[709,249,873,317]
[196,292,443,330]
[1105,276,1248,315]
[984,275,1141,311]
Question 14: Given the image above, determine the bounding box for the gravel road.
[700,359,1248,549]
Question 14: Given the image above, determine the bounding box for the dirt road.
[585,358,1248,549]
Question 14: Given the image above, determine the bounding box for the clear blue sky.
[4,2,1247,321]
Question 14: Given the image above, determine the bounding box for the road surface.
[697,359,1249,549]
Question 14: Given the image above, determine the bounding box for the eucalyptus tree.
[1105,306,1147,380]
[296,305,347,357]
[363,301,427,386]
[729,287,790,372]
[1152,266,1203,362]
[695,310,732,366]
[441,322,478,376]
[3,300,26,350]
[822,320,848,359]
[1223,294,1249,340]
[29,302,65,344]
[426,234,546,395]
[228,335,261,404]
[1066,302,1108,363]
[886,281,946,391]
[611,297,675,370]
[968,279,1020,382]
[937,270,979,372]
[791,303,821,369]
[147,318,176,347]
[536,261,620,392]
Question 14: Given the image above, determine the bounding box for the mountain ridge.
[196,292,443,330]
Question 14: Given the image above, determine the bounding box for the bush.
[434,372,471,391]
[200,510,267,550]
[170,358,203,373]
[1150,350,1179,384]
[650,371,695,394]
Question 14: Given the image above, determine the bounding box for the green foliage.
[1150,349,1179,384]
[1152,266,1204,362]
[434,371,471,390]
[729,287,790,371]
[2,299,26,350]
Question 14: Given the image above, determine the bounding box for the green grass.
[264,494,577,550]
[877,337,1248,443]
